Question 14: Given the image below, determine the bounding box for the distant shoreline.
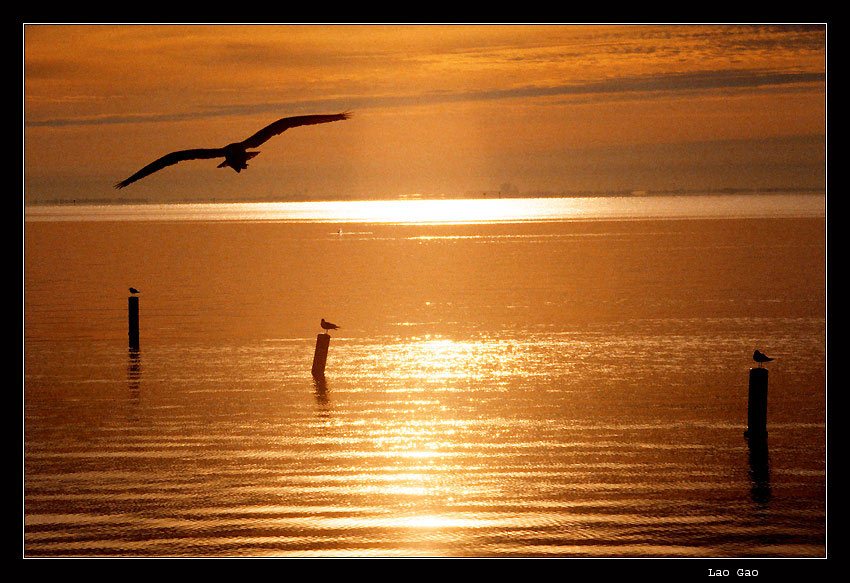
[23,187,826,207]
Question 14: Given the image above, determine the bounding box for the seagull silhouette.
[321,318,340,334]
[114,112,351,189]
[753,350,773,367]
[129,287,140,295]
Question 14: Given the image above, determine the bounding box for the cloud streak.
[26,68,824,129]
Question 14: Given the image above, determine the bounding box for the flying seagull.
[321,318,340,334]
[753,350,773,367]
[129,287,140,295]
[114,112,351,189]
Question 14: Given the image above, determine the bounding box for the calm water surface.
[24,195,826,557]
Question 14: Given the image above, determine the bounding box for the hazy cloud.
[26,68,824,129]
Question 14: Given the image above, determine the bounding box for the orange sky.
[23,24,826,202]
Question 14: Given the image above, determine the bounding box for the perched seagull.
[321,318,340,334]
[129,287,140,295]
[753,350,773,367]
[114,112,351,189]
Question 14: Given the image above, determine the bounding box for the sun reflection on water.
[24,205,826,557]
[24,193,825,224]
[342,337,531,384]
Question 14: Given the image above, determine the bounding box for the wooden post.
[745,367,768,437]
[128,295,140,350]
[312,333,330,377]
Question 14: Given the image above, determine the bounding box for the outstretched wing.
[240,112,351,149]
[115,148,225,189]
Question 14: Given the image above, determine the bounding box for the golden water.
[24,196,826,557]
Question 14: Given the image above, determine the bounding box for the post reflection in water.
[127,348,141,405]
[312,374,332,419]
[747,435,771,506]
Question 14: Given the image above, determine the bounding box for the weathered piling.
[312,333,331,377]
[128,295,140,350]
[745,367,769,437]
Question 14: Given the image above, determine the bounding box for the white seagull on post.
[753,350,773,367]
[321,319,340,335]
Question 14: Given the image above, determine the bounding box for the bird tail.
[218,152,260,169]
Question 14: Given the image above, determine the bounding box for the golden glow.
[24,194,827,224]
[25,25,825,202]
[24,207,827,556]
